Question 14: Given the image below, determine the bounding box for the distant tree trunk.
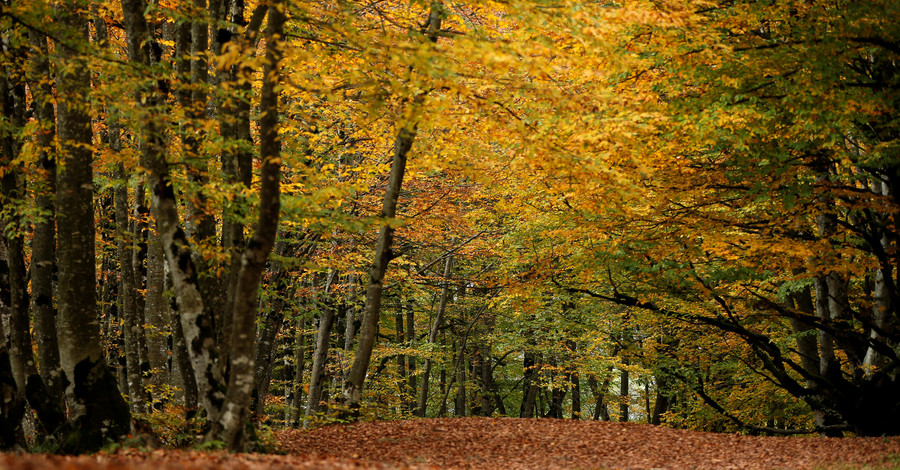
[405,297,416,407]
[438,367,448,417]
[588,374,611,421]
[416,255,452,417]
[343,275,358,350]
[569,371,581,419]
[252,300,286,415]
[305,297,336,426]
[619,358,629,422]
[116,173,145,414]
[290,316,308,427]
[55,5,131,451]
[455,352,467,417]
[520,351,541,418]
[395,302,408,410]
[651,375,672,426]
[547,360,566,419]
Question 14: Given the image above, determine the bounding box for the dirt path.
[1,418,898,469]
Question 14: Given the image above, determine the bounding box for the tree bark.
[210,2,284,448]
[55,5,131,451]
[416,255,452,417]
[121,0,228,427]
[27,29,64,411]
[341,2,443,415]
[290,316,308,427]
[305,294,336,426]
[619,358,629,422]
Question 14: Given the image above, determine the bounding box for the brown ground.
[1,418,898,469]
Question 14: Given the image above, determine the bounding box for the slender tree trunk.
[251,301,286,415]
[342,2,443,415]
[0,312,24,450]
[416,255,452,417]
[405,297,416,408]
[343,275,358,351]
[588,374,611,421]
[290,316,308,427]
[570,371,581,419]
[454,351,466,417]
[116,174,145,414]
[619,358,629,422]
[210,3,284,448]
[305,299,336,426]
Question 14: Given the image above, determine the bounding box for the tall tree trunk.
[27,29,64,411]
[121,0,228,427]
[569,371,581,420]
[210,3,283,448]
[0,311,24,450]
[0,62,30,437]
[116,174,145,413]
[454,350,466,417]
[588,374,611,421]
[341,2,442,415]
[55,5,131,451]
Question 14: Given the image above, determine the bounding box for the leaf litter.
[2,418,898,469]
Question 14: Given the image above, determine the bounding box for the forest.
[0,0,898,455]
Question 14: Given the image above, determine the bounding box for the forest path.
[1,417,898,469]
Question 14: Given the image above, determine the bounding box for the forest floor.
[1,417,899,469]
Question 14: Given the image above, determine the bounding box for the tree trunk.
[55,6,131,451]
[588,374,611,421]
[27,29,64,411]
[305,300,336,426]
[520,351,540,418]
[121,0,228,427]
[416,255,452,417]
[210,3,284,448]
[145,229,169,404]
[619,359,629,422]
[0,316,24,450]
[569,371,581,419]
[342,2,442,415]
[290,316,308,427]
[116,172,145,414]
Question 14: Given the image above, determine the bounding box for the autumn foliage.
[0,0,898,457]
